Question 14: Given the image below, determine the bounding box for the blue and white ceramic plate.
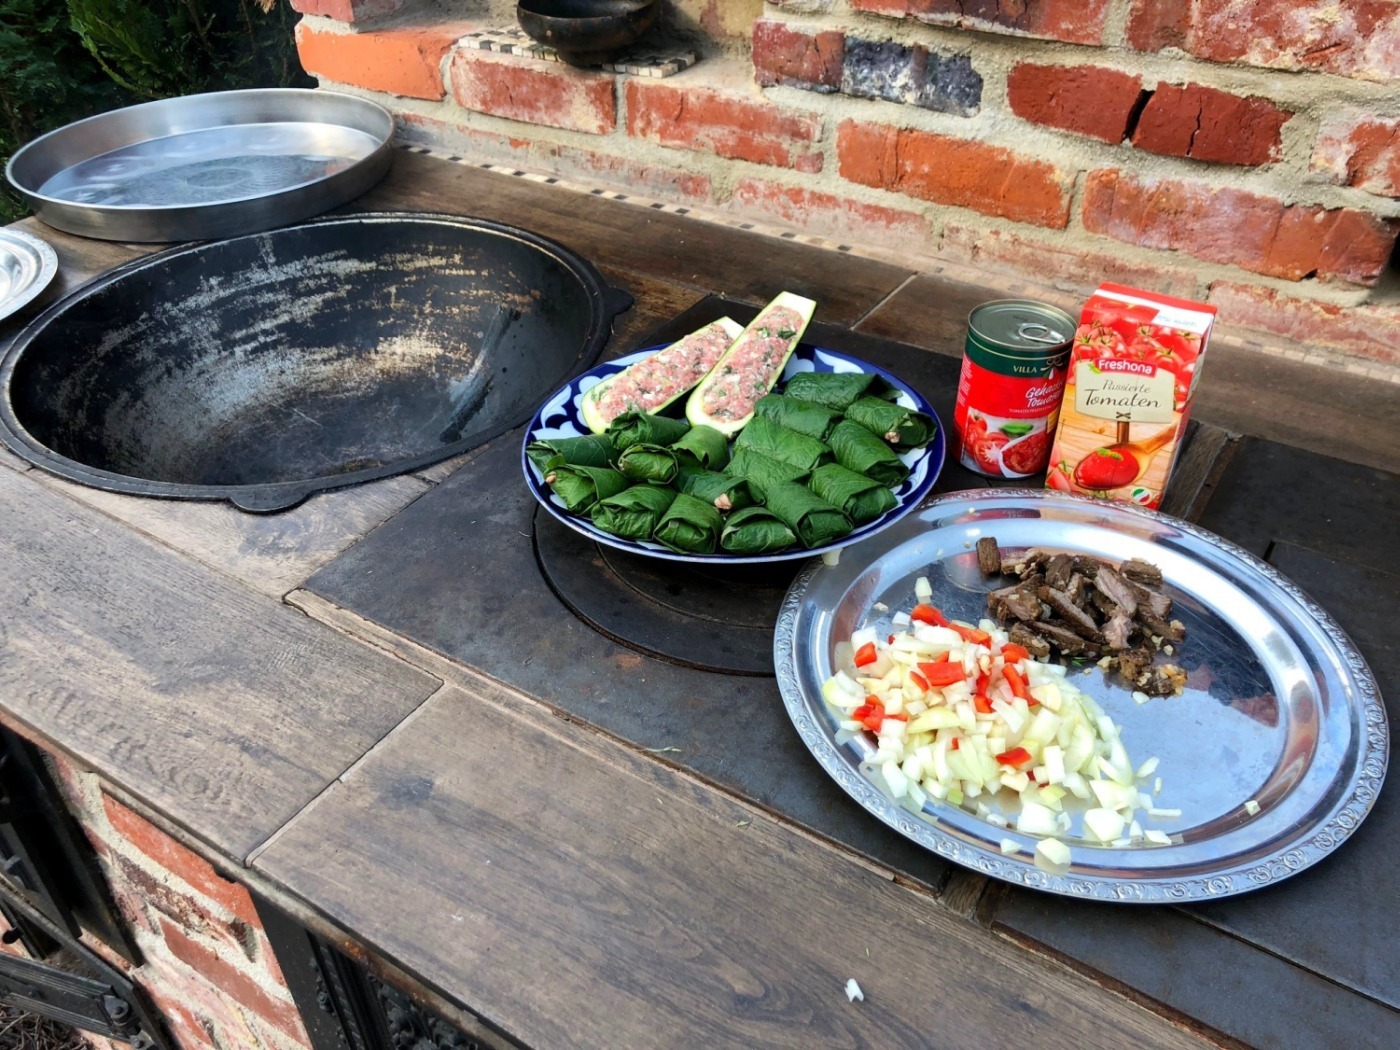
[522,342,946,564]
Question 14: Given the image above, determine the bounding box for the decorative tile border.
[395,144,1400,386]
[461,26,697,77]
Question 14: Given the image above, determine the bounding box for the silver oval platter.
[775,489,1388,901]
[0,228,58,323]
[6,89,394,242]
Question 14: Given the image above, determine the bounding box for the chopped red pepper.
[951,623,991,646]
[908,670,930,692]
[917,661,967,688]
[1002,643,1031,664]
[853,641,878,667]
[910,604,950,627]
[950,737,960,751]
[973,694,994,715]
[931,651,951,663]
[853,697,885,731]
[975,672,990,697]
[885,711,908,722]
[888,634,896,644]
[1003,665,1031,702]
[995,746,1034,768]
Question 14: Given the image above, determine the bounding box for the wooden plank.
[254,681,1216,1050]
[0,468,442,862]
[352,150,914,327]
[30,471,431,598]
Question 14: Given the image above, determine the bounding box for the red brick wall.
[28,746,314,1050]
[295,1,1400,365]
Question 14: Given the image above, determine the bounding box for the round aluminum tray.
[775,489,1388,902]
[6,89,394,243]
[0,228,57,323]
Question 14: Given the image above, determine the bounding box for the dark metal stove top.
[306,297,994,888]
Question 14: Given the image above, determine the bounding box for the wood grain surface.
[0,468,441,861]
[352,150,914,327]
[255,681,1218,1050]
[23,468,431,598]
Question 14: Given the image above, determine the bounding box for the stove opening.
[533,510,799,675]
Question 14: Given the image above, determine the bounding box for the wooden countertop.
[2,147,1395,1049]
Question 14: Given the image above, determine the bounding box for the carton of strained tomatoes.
[1045,283,1216,510]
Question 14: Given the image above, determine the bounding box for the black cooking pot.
[0,213,632,511]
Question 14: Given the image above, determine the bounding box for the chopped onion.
[1034,837,1071,871]
[845,978,864,1002]
[822,548,843,566]
[999,838,1020,855]
[1144,829,1172,845]
[914,576,933,601]
[1244,799,1261,816]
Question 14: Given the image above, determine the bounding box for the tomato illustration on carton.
[1046,284,1216,509]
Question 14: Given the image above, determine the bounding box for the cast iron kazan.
[0,212,632,512]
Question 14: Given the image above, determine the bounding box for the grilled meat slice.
[1126,579,1173,620]
[1028,620,1101,658]
[976,536,1002,576]
[1044,553,1074,591]
[1008,622,1051,659]
[1065,571,1089,607]
[1071,555,1102,580]
[1037,586,1105,642]
[987,582,1044,624]
[1089,588,1118,618]
[1114,647,1155,683]
[1137,608,1185,644]
[1120,558,1164,587]
[1002,548,1052,578]
[1141,664,1188,697]
[1093,565,1138,617]
[1103,610,1135,651]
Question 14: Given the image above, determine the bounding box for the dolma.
[720,505,798,555]
[808,463,898,525]
[607,411,690,450]
[828,420,909,487]
[617,443,680,484]
[671,424,731,471]
[676,466,754,513]
[753,394,841,441]
[726,447,809,500]
[781,371,896,411]
[844,396,937,449]
[653,492,724,554]
[590,484,677,540]
[525,433,617,472]
[545,464,630,513]
[760,479,853,549]
[731,416,830,472]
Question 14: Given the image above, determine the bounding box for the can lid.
[969,300,1076,351]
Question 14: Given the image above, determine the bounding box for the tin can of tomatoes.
[953,300,1074,478]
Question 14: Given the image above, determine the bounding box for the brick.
[842,38,982,116]
[1312,109,1400,199]
[753,18,844,92]
[940,224,1204,301]
[1189,1,1400,82]
[105,851,255,961]
[730,177,935,250]
[289,0,403,22]
[157,1000,219,1050]
[837,121,1072,228]
[1126,0,1190,51]
[449,50,615,135]
[1082,169,1400,285]
[851,0,1112,45]
[627,79,824,172]
[767,0,834,10]
[1006,63,1144,144]
[1208,282,1400,366]
[101,793,261,926]
[158,917,307,1044]
[1132,83,1290,166]
[295,21,470,100]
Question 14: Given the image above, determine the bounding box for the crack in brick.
[1124,87,1153,140]
[1186,101,1205,156]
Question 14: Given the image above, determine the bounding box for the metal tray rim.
[774,488,1389,902]
[0,228,58,323]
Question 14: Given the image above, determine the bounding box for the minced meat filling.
[701,305,805,420]
[593,322,735,421]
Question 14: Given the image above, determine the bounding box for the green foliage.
[0,0,310,221]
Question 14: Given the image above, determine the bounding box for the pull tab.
[1016,322,1066,345]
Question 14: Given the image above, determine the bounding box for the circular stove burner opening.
[533,509,799,675]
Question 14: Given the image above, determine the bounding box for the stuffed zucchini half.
[685,292,816,437]
[580,317,744,434]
